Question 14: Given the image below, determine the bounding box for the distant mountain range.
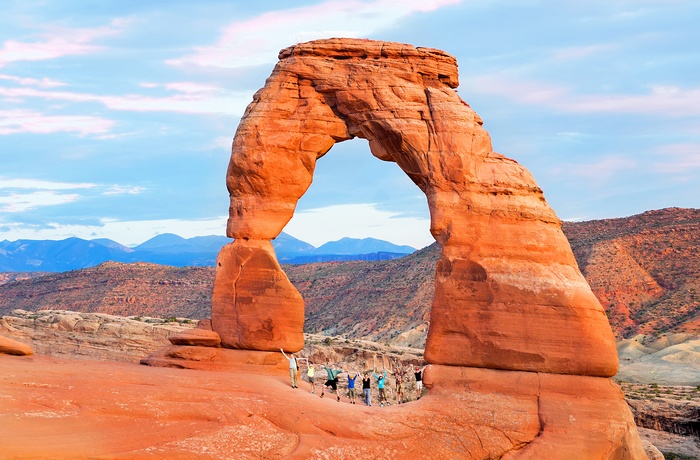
[0,233,416,272]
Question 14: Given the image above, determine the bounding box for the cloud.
[103,185,145,196]
[0,74,66,88]
[653,143,700,173]
[167,0,461,69]
[0,19,129,67]
[470,74,700,117]
[0,191,81,212]
[0,179,144,213]
[0,109,114,136]
[0,84,251,116]
[0,178,94,213]
[549,156,636,182]
[0,178,96,190]
[283,203,433,248]
[551,44,619,60]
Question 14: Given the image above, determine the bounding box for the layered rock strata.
[2,309,191,362]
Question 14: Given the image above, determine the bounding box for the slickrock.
[0,334,33,356]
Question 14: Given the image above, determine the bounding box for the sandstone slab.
[0,334,33,356]
[0,355,647,459]
[168,327,221,347]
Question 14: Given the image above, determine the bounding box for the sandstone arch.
[212,38,618,377]
[203,38,648,458]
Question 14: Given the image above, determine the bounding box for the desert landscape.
[2,33,700,459]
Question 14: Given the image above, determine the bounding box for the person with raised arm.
[280,348,298,389]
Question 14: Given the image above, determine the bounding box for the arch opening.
[281,136,435,349]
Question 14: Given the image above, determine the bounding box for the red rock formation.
[212,240,304,351]
[215,38,617,375]
[207,38,643,457]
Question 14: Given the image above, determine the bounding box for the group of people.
[281,349,425,407]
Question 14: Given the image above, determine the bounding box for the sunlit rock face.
[215,38,617,376]
[210,38,646,457]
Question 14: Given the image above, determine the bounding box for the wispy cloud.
[0,178,95,212]
[0,109,114,136]
[0,178,96,190]
[550,156,636,182]
[0,178,144,213]
[0,74,66,88]
[0,84,251,116]
[0,191,82,212]
[653,143,700,173]
[0,19,129,67]
[551,43,619,60]
[470,74,700,117]
[103,185,145,196]
[167,0,461,69]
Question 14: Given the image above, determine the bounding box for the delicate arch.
[212,38,618,377]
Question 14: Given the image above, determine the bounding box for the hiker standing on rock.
[321,364,344,402]
[414,365,425,399]
[362,373,372,406]
[307,362,317,394]
[374,369,390,407]
[346,371,359,404]
[280,349,298,389]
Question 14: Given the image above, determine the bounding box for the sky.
[1,0,699,249]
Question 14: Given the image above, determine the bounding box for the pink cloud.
[0,109,114,136]
[0,19,128,67]
[550,156,637,183]
[0,84,250,116]
[167,0,461,69]
[469,74,700,117]
[0,74,66,88]
[653,143,700,173]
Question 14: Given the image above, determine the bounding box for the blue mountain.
[316,237,415,255]
[0,233,417,272]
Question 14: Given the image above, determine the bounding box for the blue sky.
[1,0,698,249]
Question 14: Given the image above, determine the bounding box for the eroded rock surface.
[1,309,193,362]
[216,38,617,375]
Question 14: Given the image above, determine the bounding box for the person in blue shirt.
[346,371,359,404]
[373,369,390,407]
